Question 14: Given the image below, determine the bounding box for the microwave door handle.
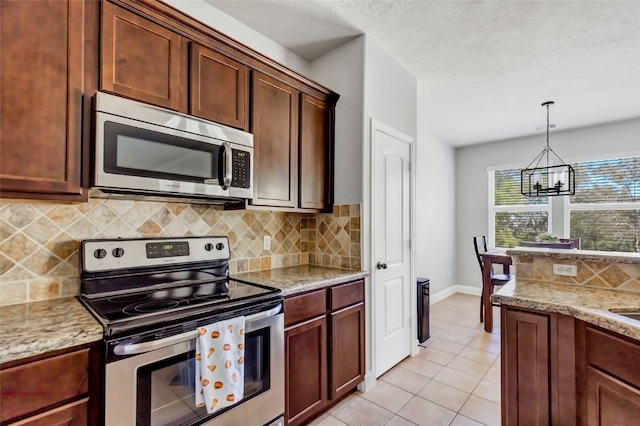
[221,141,233,190]
[113,305,282,356]
[203,142,232,189]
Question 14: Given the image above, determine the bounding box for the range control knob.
[204,243,214,251]
[216,242,225,251]
[112,247,125,258]
[93,248,107,259]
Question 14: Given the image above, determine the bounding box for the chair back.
[518,241,574,249]
[473,236,488,273]
[560,238,581,249]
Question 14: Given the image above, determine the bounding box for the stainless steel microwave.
[93,92,253,203]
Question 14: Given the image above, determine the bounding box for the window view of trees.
[492,170,549,248]
[571,211,639,252]
[569,157,639,253]
[491,156,640,252]
[495,211,548,248]
[494,169,547,206]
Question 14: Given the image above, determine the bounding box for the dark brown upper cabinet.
[190,44,249,130]
[250,71,299,209]
[250,83,335,212]
[98,1,336,211]
[300,94,332,210]
[0,0,95,201]
[101,1,186,111]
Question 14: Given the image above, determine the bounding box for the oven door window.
[135,327,270,426]
[104,121,223,184]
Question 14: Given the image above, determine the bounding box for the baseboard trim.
[357,369,376,392]
[430,285,481,304]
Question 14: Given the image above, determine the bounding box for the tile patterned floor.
[308,293,502,426]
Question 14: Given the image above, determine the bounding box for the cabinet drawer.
[585,325,640,389]
[9,398,88,426]
[330,280,364,311]
[0,349,89,422]
[284,289,326,327]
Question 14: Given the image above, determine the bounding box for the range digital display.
[146,241,190,258]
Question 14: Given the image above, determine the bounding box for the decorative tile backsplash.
[0,200,361,306]
[514,255,640,293]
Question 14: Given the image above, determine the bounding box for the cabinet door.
[0,349,89,423]
[285,315,327,426]
[190,44,248,130]
[250,72,298,208]
[0,0,86,199]
[502,308,550,426]
[10,398,88,426]
[586,367,640,425]
[101,1,185,111]
[330,302,365,400]
[299,94,332,210]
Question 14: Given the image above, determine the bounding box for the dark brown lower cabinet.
[285,315,328,426]
[330,302,365,400]
[577,321,640,425]
[0,342,101,425]
[501,306,576,426]
[502,305,640,426]
[502,308,551,425]
[285,280,365,426]
[585,367,640,424]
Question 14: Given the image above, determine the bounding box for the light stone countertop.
[0,297,103,364]
[232,265,369,296]
[507,247,640,264]
[492,279,640,341]
[0,266,367,364]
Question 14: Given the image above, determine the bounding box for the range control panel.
[146,241,190,258]
[82,236,230,273]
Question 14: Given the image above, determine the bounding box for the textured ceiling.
[206,0,640,146]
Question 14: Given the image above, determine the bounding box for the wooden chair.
[473,236,513,322]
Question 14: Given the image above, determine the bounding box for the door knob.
[376,262,387,270]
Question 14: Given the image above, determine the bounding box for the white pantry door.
[372,119,413,377]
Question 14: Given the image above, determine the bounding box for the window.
[489,156,640,253]
[569,157,640,252]
[489,169,551,248]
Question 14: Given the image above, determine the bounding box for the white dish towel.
[195,316,246,413]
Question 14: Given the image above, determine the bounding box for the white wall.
[309,36,366,205]
[164,0,311,74]
[455,118,640,287]
[416,81,457,296]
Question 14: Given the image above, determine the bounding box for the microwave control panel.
[231,149,250,188]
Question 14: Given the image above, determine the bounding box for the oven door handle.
[113,305,282,356]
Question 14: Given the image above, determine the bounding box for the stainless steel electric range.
[78,236,284,426]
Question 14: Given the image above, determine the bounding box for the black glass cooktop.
[81,278,278,324]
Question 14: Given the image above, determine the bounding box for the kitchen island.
[492,247,640,425]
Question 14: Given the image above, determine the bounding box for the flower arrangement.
[537,232,560,242]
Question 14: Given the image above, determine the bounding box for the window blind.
[569,156,640,252]
[570,157,639,204]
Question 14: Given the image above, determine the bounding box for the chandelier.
[520,101,575,197]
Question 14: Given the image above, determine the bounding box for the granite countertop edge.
[1,266,369,364]
[506,247,640,264]
[232,265,369,297]
[0,297,103,365]
[491,279,640,341]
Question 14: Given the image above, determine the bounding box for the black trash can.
[417,277,430,343]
